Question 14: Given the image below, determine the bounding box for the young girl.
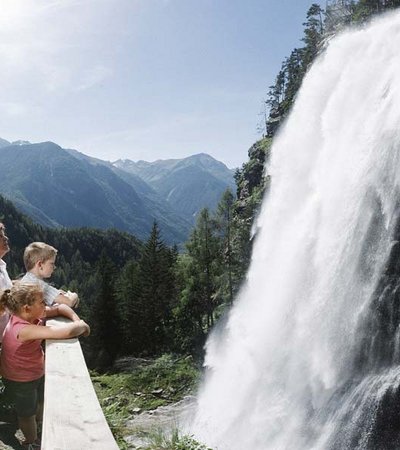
[0,282,90,449]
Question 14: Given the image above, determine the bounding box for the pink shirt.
[0,314,44,382]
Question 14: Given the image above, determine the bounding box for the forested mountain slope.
[114,153,235,222]
[0,141,190,243]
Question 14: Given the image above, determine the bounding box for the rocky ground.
[0,397,199,450]
[0,356,202,450]
[124,395,197,448]
[0,424,23,450]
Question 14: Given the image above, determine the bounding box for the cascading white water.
[191,10,400,450]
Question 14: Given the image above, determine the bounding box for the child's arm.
[18,320,90,342]
[45,304,80,322]
[54,292,79,308]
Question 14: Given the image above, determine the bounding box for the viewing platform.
[0,317,118,450]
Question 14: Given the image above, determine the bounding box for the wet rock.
[130,407,142,414]
[151,388,164,396]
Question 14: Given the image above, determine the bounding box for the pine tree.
[87,250,121,370]
[266,69,286,136]
[302,4,324,70]
[184,208,221,329]
[115,260,142,354]
[265,5,325,136]
[135,221,177,355]
[215,189,235,305]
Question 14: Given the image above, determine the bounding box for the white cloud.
[76,65,113,92]
[0,0,114,98]
[0,101,29,117]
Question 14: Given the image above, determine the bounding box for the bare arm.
[45,304,80,322]
[54,292,79,308]
[18,320,90,342]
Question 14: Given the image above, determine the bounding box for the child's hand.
[80,320,90,337]
[65,291,80,308]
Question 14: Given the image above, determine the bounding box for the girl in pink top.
[0,282,90,449]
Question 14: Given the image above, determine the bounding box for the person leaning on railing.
[0,222,12,339]
[21,242,80,309]
[0,282,90,450]
[0,222,13,418]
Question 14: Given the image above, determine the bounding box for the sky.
[0,0,318,169]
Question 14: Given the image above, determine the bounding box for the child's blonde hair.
[0,282,43,314]
[23,242,58,271]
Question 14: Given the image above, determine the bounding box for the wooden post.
[41,318,119,450]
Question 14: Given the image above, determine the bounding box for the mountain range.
[113,154,235,222]
[0,139,235,243]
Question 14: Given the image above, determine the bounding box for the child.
[0,282,90,449]
[21,242,79,308]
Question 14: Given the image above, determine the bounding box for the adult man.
[0,222,15,428]
[0,222,12,340]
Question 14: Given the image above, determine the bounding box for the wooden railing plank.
[42,318,119,450]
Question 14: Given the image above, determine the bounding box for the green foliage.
[115,260,141,353]
[116,222,178,356]
[87,250,121,370]
[351,0,400,23]
[172,209,222,354]
[265,0,400,137]
[0,191,141,281]
[143,428,212,450]
[4,0,397,377]
[1,1,399,373]
[93,354,200,410]
[0,141,191,244]
[91,355,200,444]
[302,4,324,68]
[215,189,235,305]
[231,137,272,277]
[265,4,325,136]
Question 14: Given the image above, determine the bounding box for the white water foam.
[191,10,400,450]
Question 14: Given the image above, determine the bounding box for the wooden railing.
[42,318,119,450]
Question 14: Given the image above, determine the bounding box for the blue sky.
[0,0,319,168]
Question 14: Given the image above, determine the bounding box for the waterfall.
[191,10,400,450]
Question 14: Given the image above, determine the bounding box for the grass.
[91,354,203,449]
[142,428,213,450]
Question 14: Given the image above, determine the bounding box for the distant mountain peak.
[0,138,11,148]
[11,140,31,146]
[188,152,215,159]
[113,158,133,166]
[114,152,228,169]
[114,152,235,224]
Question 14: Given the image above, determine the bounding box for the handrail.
[41,317,119,450]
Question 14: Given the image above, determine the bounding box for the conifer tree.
[215,189,235,305]
[88,250,121,370]
[183,208,221,329]
[265,5,325,135]
[115,260,141,354]
[135,221,177,354]
[302,4,324,70]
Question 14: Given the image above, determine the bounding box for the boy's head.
[24,242,58,278]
